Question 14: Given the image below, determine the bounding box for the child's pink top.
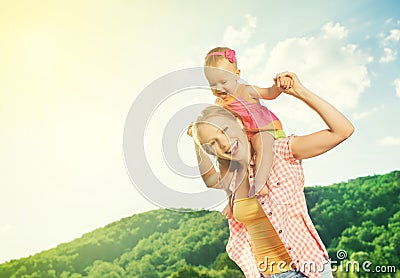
[215,84,284,133]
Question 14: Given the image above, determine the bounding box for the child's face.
[204,60,240,99]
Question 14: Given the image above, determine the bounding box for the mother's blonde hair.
[190,105,242,146]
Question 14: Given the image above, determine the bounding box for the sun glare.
[20,35,59,76]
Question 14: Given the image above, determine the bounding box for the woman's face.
[196,115,249,162]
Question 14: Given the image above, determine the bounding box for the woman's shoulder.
[274,135,300,163]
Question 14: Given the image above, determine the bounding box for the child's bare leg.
[250,131,274,195]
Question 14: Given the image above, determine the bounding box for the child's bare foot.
[221,203,233,219]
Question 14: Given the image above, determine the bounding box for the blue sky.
[0,0,399,263]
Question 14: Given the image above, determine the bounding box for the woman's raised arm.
[277,72,355,160]
[187,125,221,188]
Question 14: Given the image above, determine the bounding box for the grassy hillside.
[0,171,399,277]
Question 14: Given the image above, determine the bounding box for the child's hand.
[275,75,293,91]
[276,72,304,96]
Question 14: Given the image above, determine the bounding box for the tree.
[87,260,125,278]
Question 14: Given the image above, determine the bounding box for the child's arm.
[246,76,294,100]
[250,132,275,196]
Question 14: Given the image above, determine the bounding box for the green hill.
[0,171,399,277]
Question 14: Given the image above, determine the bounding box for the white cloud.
[379,136,400,146]
[223,14,257,47]
[239,43,267,82]
[385,18,393,25]
[394,78,400,97]
[384,29,400,43]
[258,22,371,124]
[379,47,397,63]
[322,22,349,39]
[352,106,383,120]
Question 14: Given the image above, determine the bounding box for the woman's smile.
[197,125,248,162]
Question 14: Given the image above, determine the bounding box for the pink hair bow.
[205,49,237,63]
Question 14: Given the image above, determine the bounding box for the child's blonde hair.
[204,47,238,69]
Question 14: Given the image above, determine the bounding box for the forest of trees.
[0,170,399,277]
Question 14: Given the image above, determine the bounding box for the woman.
[189,72,354,278]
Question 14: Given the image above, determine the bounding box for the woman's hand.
[274,74,294,92]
